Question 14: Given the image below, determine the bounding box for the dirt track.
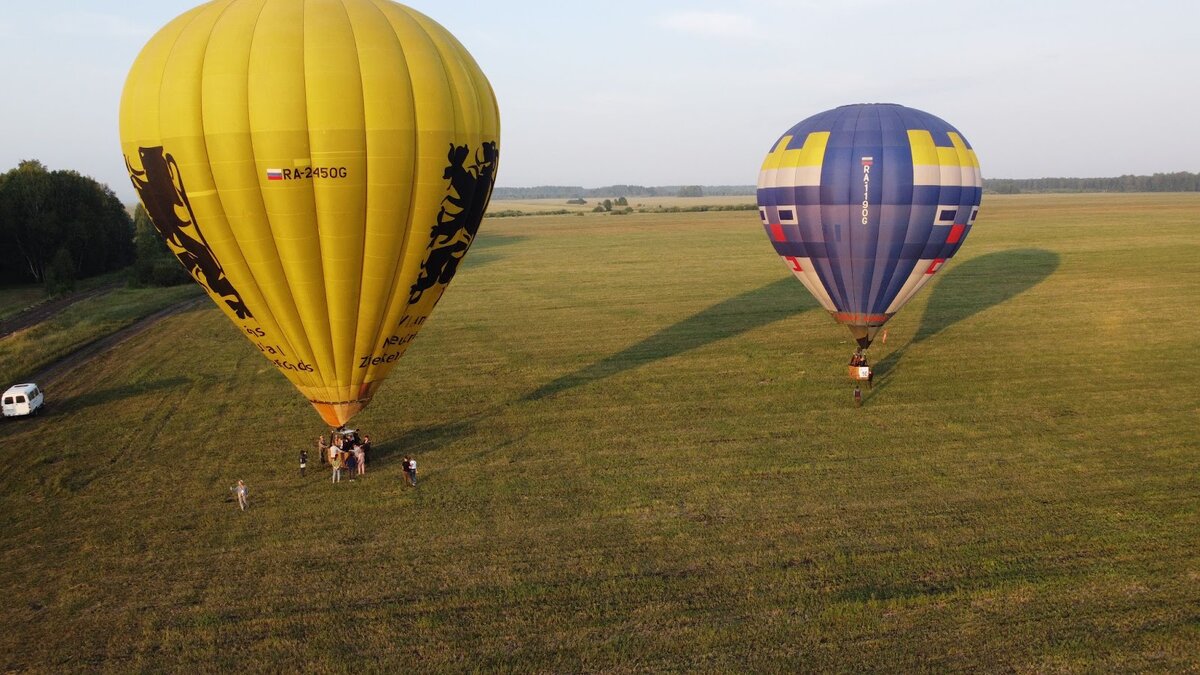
[0,283,122,341]
[29,297,205,386]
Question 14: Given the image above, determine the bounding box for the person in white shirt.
[235,480,248,510]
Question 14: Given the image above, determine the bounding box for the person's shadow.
[525,278,819,401]
[869,249,1060,391]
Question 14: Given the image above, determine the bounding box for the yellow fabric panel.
[207,0,329,384]
[299,0,368,389]
[911,129,979,170]
[121,0,318,390]
[359,2,468,387]
[163,0,319,389]
[947,132,981,169]
[120,3,208,145]
[342,0,419,392]
[907,129,938,167]
[760,131,830,171]
[122,0,500,426]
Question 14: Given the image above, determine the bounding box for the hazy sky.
[1,0,1197,202]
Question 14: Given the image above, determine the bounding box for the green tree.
[44,247,76,295]
[0,160,135,285]
[130,203,190,287]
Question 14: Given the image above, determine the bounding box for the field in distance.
[489,194,754,214]
[0,194,1197,670]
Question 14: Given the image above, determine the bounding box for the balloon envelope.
[120,0,500,426]
[757,103,980,348]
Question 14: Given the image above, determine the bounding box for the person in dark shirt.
[300,449,308,477]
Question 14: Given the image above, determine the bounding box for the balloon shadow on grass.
[462,233,528,270]
[869,249,1060,394]
[50,376,193,416]
[372,416,481,467]
[369,407,525,483]
[525,278,819,401]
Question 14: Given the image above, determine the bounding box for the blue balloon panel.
[757,103,982,347]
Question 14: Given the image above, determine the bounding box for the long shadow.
[526,278,818,400]
[367,407,525,483]
[49,376,193,416]
[370,415,484,467]
[870,249,1060,390]
[462,233,527,270]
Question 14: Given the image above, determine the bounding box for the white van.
[2,383,44,417]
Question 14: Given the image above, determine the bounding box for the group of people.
[299,429,417,487]
[310,429,372,483]
[233,428,421,510]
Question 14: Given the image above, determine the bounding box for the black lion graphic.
[126,146,251,319]
[408,141,499,305]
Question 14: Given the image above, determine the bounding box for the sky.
[1,0,1197,203]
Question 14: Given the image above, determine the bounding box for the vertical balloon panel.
[121,0,500,426]
[757,104,980,349]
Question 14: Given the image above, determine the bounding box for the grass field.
[0,284,203,385]
[1,194,1197,671]
[489,194,754,215]
[0,271,133,323]
[0,285,46,322]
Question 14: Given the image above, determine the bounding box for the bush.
[152,260,191,287]
[44,248,76,296]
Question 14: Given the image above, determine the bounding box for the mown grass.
[490,194,754,215]
[0,271,132,323]
[0,284,203,384]
[0,194,1197,671]
[0,284,46,322]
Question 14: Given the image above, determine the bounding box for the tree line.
[0,160,188,293]
[0,161,134,291]
[492,173,1200,199]
[983,172,1200,194]
[491,185,755,199]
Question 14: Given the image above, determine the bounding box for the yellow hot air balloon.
[120,0,500,426]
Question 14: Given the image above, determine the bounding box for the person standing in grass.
[331,450,343,483]
[407,456,418,487]
[328,436,341,465]
[235,480,249,510]
[360,435,372,475]
[853,385,863,407]
[317,435,329,465]
[353,441,366,477]
[299,448,308,477]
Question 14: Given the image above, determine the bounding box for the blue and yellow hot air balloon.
[120,0,499,426]
[757,103,981,355]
